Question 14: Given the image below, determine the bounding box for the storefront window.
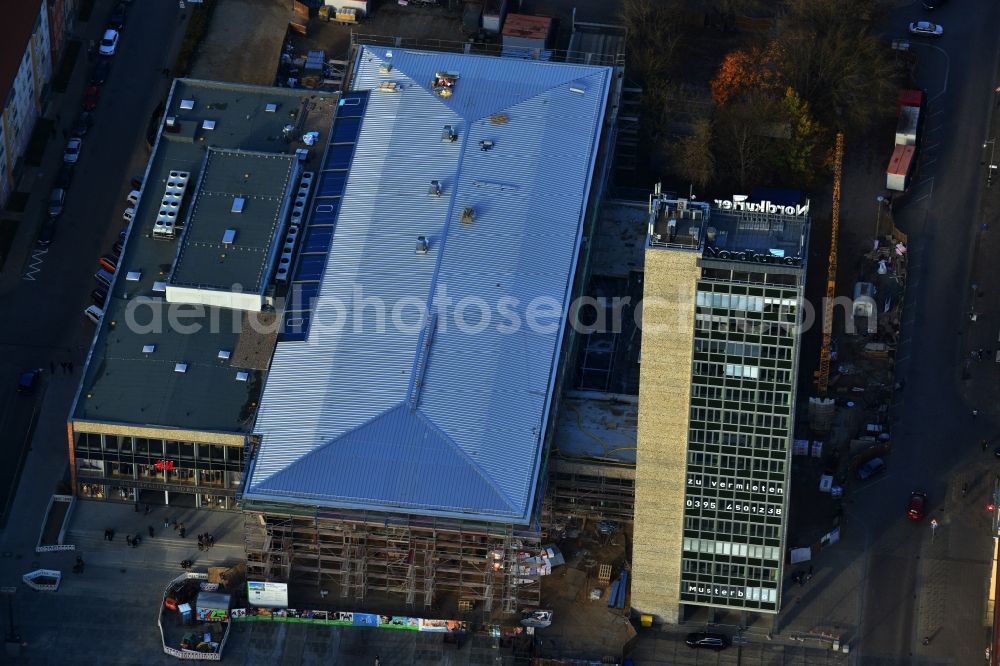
[79,483,105,498]
[200,494,229,510]
[166,441,179,457]
[139,464,162,481]
[201,470,225,488]
[170,467,196,485]
[227,471,242,489]
[109,462,134,479]
[135,438,150,454]
[149,439,164,456]
[179,442,195,460]
[120,437,133,454]
[108,485,135,503]
[77,459,104,477]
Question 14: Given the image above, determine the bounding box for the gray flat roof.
[170,149,297,293]
[553,391,637,465]
[71,79,338,432]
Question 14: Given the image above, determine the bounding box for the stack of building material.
[606,571,628,609]
[305,50,325,72]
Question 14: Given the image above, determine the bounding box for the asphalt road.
[0,0,182,521]
[852,0,1000,662]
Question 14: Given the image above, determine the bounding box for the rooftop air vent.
[235,371,249,382]
[218,350,232,360]
[165,116,177,128]
[179,99,195,110]
[142,344,156,354]
[479,140,494,152]
[126,270,141,281]
[264,103,278,113]
[428,180,442,197]
[222,228,236,245]
[202,119,216,130]
[461,207,475,224]
[231,197,245,214]
[415,236,429,255]
[174,363,188,373]
[442,125,457,143]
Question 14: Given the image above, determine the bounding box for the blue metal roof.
[246,46,612,523]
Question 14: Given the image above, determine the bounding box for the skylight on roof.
[223,229,236,245]
[202,119,216,130]
[236,371,249,382]
[175,363,188,374]
[126,270,141,281]
[218,350,232,360]
[152,281,166,293]
[142,344,156,354]
[231,197,245,214]
[179,99,195,110]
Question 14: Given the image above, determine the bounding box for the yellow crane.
[815,131,844,397]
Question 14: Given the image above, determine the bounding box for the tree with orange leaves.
[710,45,782,106]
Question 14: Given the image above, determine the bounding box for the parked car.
[91,287,108,306]
[63,137,82,163]
[111,239,124,257]
[37,219,56,246]
[909,21,943,36]
[55,163,74,189]
[98,29,119,56]
[122,207,136,223]
[74,111,93,137]
[126,189,140,205]
[48,188,66,217]
[84,305,104,324]
[17,369,41,393]
[98,254,119,273]
[908,491,928,520]
[130,175,143,190]
[109,3,128,30]
[89,60,111,86]
[857,457,886,481]
[81,86,100,111]
[685,632,729,650]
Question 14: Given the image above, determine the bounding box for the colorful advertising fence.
[229,608,469,633]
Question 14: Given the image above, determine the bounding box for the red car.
[907,491,927,520]
[81,86,100,111]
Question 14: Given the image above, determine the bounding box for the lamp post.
[984,139,997,188]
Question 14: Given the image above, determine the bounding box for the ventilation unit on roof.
[153,170,190,239]
[428,180,442,197]
[231,197,245,214]
[174,363,188,373]
[442,125,457,143]
[142,344,156,354]
[415,236,429,255]
[461,207,475,224]
[479,140,494,152]
[179,99,195,110]
[202,119,216,130]
[222,229,236,245]
[264,103,278,113]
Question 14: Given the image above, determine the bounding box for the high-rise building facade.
[632,191,810,622]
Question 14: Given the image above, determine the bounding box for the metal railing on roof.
[350,33,626,68]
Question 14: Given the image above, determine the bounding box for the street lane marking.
[22,248,47,281]
[909,43,950,102]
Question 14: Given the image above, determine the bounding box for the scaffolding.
[243,504,541,617]
[545,464,636,523]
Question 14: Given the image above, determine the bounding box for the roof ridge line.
[412,409,519,513]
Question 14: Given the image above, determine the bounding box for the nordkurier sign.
[713,194,811,217]
[703,246,802,266]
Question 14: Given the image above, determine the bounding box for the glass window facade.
[73,433,245,509]
[679,267,802,612]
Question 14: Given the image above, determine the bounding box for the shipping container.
[898,89,926,111]
[324,0,370,16]
[886,144,916,192]
[502,13,553,49]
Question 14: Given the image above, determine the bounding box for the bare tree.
[713,94,778,190]
[674,119,716,190]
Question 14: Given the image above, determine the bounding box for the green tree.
[778,87,824,185]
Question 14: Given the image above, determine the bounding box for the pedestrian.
[983,439,989,452]
[173,519,179,531]
[208,533,214,548]
[179,527,186,538]
[133,503,139,512]
[922,636,930,645]
[163,517,170,529]
[974,409,980,419]
[134,534,141,547]
[374,656,380,666]
[108,529,114,542]
[126,535,133,547]
[197,535,204,551]
[148,525,155,538]
[144,504,150,515]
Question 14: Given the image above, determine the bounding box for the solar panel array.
[280,91,370,341]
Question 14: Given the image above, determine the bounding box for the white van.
[126,190,140,205]
[84,305,104,324]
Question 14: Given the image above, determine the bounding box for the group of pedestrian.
[197,533,215,551]
[173,520,187,538]
[103,528,115,541]
[125,534,142,548]
[50,361,74,374]
[971,348,992,361]
[791,566,813,586]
